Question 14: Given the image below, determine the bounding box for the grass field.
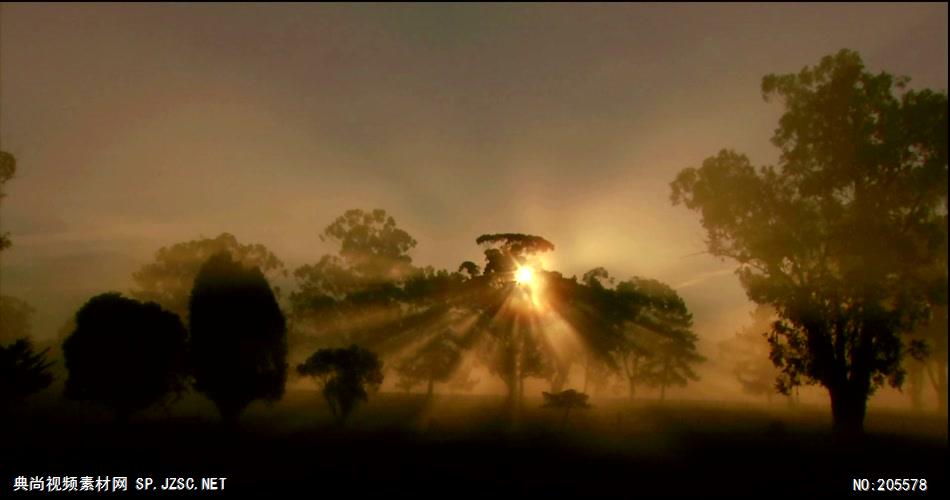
[3,391,946,498]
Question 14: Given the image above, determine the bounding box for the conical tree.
[189,252,288,424]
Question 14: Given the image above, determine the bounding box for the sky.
[1,3,947,350]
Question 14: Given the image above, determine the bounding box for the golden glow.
[515,266,535,286]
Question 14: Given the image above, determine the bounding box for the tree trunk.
[503,377,516,406]
[928,359,948,414]
[628,377,636,400]
[582,360,591,393]
[907,360,925,411]
[426,377,434,399]
[829,384,868,437]
[659,383,666,402]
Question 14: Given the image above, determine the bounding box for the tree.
[131,233,285,321]
[556,270,702,401]
[615,325,656,399]
[670,49,948,434]
[62,293,187,420]
[1,150,17,251]
[476,233,554,277]
[446,362,480,393]
[0,339,54,409]
[189,252,288,424]
[480,321,555,404]
[718,305,785,404]
[297,344,384,424]
[472,233,558,406]
[321,208,417,284]
[640,326,704,401]
[618,278,703,401]
[542,389,590,428]
[393,330,461,397]
[290,209,421,354]
[0,295,54,408]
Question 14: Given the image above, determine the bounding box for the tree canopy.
[393,330,462,397]
[297,344,384,424]
[189,252,288,424]
[670,49,948,434]
[286,210,703,412]
[132,233,285,321]
[290,209,421,349]
[62,293,187,420]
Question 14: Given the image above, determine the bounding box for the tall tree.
[290,209,420,353]
[618,277,703,400]
[189,252,288,424]
[0,150,17,251]
[0,294,54,408]
[471,233,557,407]
[670,49,948,434]
[904,304,948,413]
[62,293,187,421]
[297,344,384,424]
[131,233,285,321]
[639,326,704,401]
[393,330,462,398]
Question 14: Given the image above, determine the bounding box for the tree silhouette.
[291,216,701,414]
[480,319,555,404]
[0,150,17,251]
[545,269,702,401]
[0,339,54,409]
[0,295,54,408]
[619,278,703,400]
[62,293,187,421]
[904,305,948,413]
[297,344,383,424]
[468,233,558,408]
[615,326,656,399]
[393,330,461,397]
[132,233,285,321]
[671,49,948,434]
[189,252,288,424]
[445,363,480,393]
[290,209,421,356]
[640,327,704,401]
[542,389,590,428]
[476,233,554,277]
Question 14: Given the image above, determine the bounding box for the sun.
[514,266,535,286]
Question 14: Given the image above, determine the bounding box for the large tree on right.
[670,49,947,435]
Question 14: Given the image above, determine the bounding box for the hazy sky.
[1,3,947,343]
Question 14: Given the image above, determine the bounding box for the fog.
[2,3,947,413]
